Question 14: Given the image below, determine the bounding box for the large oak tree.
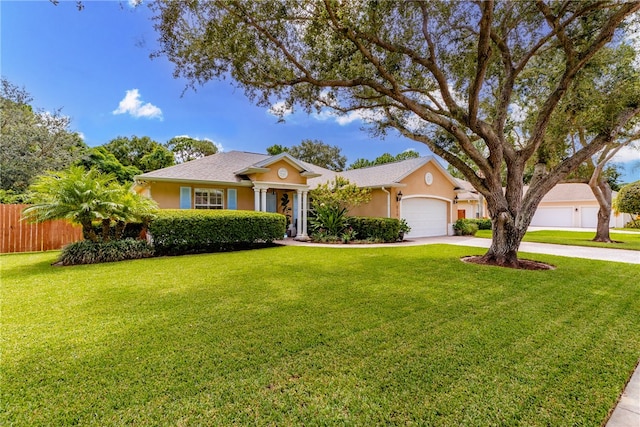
[151,0,640,267]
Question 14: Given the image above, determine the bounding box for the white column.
[301,191,308,237]
[260,188,267,212]
[254,188,261,211]
[296,190,302,237]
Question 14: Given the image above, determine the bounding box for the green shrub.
[148,209,286,256]
[58,239,155,265]
[92,222,146,241]
[453,219,479,236]
[471,218,492,230]
[347,217,401,243]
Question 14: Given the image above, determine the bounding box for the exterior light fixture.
[453,195,459,204]
[396,191,403,202]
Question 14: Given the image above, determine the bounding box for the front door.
[457,209,466,220]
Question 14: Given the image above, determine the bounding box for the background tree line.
[0,78,219,201]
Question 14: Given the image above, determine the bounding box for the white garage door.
[531,207,573,227]
[580,207,598,228]
[402,198,448,237]
[581,206,615,228]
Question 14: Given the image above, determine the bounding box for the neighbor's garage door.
[581,206,615,228]
[581,207,598,228]
[530,207,573,227]
[402,198,448,237]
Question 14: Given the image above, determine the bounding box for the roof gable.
[321,156,459,189]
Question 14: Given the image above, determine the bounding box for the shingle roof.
[136,150,455,189]
[527,183,606,202]
[137,151,269,183]
[338,157,430,187]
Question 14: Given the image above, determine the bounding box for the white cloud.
[113,89,163,120]
[611,143,640,165]
[267,101,294,118]
[312,108,384,126]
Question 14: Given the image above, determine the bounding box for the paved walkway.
[278,234,639,426]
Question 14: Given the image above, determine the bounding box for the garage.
[530,207,574,227]
[402,198,448,237]
[581,206,617,228]
[580,207,599,228]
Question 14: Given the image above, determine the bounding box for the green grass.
[2,246,639,426]
[476,229,640,251]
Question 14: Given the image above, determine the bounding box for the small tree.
[309,176,371,236]
[22,166,157,242]
[614,181,640,227]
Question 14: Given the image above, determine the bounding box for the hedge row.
[58,239,154,265]
[148,209,286,255]
[347,216,401,242]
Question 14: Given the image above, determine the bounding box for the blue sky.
[0,0,431,165]
[2,1,638,181]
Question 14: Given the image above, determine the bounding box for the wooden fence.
[0,204,83,254]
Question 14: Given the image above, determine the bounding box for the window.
[194,188,224,209]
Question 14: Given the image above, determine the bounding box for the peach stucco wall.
[149,181,254,210]
[248,160,307,185]
[401,162,456,200]
[349,190,392,218]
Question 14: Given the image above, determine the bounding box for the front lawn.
[2,246,639,426]
[476,229,640,251]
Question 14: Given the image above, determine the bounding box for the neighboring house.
[528,183,630,228]
[452,178,486,220]
[135,151,462,238]
[451,180,629,228]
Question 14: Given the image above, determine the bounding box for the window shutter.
[180,187,192,209]
[227,189,237,210]
[293,193,298,224]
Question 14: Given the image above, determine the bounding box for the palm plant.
[22,166,124,242]
[112,186,158,240]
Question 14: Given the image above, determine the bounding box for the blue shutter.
[227,189,237,210]
[180,187,191,209]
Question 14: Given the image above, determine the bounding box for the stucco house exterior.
[527,183,629,228]
[135,150,462,239]
[135,151,628,238]
[453,181,629,228]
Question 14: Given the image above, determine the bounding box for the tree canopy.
[0,78,87,192]
[153,0,640,267]
[103,135,174,173]
[266,139,347,171]
[165,136,219,163]
[349,150,420,169]
[614,180,640,225]
[75,146,142,184]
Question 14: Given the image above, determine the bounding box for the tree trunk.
[115,220,126,240]
[589,174,613,243]
[594,206,613,242]
[81,220,98,242]
[101,218,111,243]
[480,210,526,268]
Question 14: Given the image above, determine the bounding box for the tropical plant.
[22,166,157,242]
[309,177,371,236]
[309,204,349,237]
[22,167,123,242]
